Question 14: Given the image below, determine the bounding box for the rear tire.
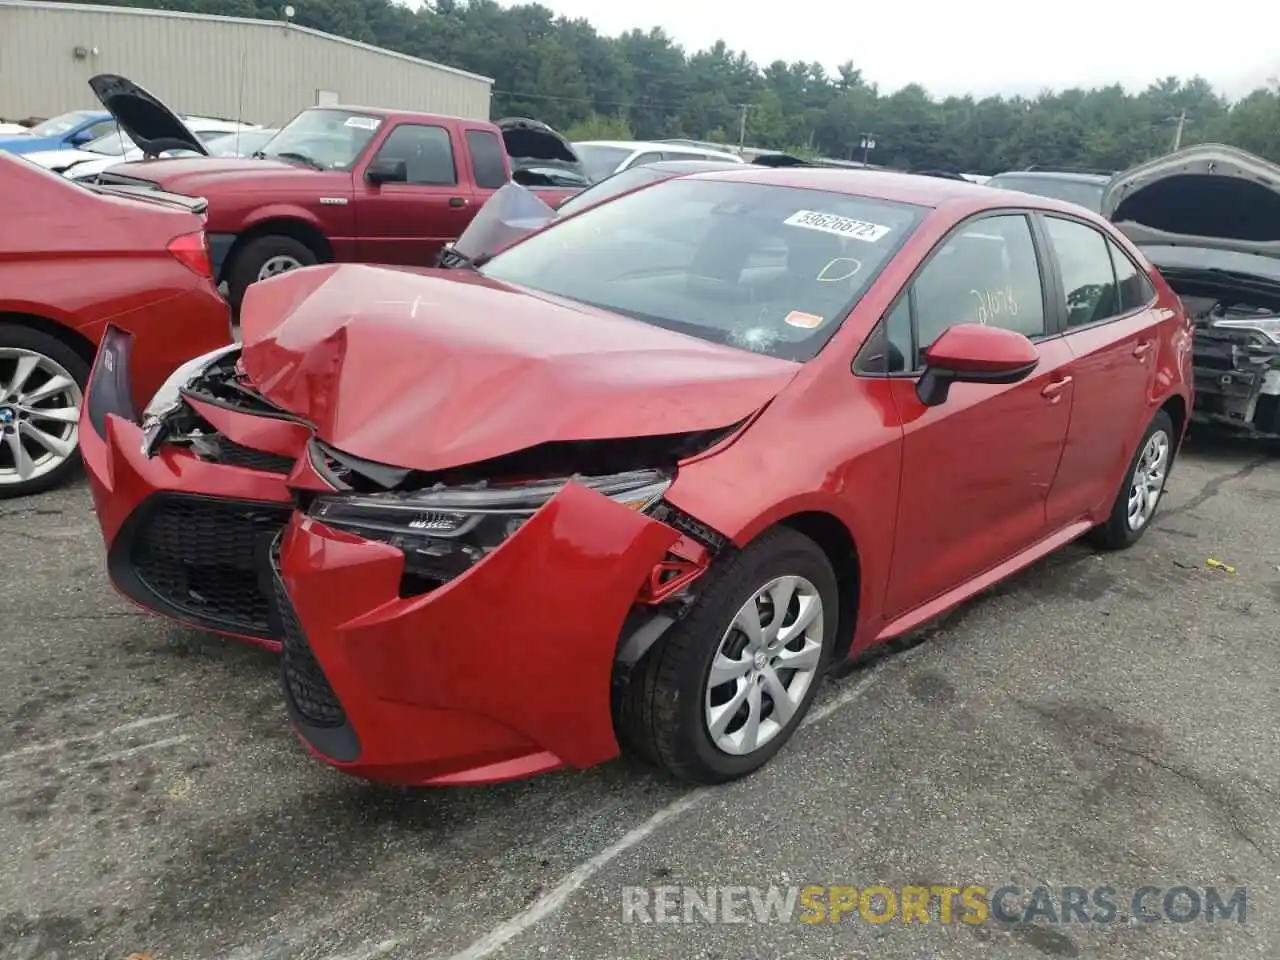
[0,323,89,499]
[1088,409,1174,550]
[226,235,318,313]
[615,526,837,783]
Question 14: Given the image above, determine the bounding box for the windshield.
[259,109,381,170]
[28,111,97,138]
[573,144,632,182]
[83,131,133,156]
[986,174,1106,212]
[481,178,926,361]
[556,166,668,217]
[210,129,276,157]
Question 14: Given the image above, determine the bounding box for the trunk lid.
[88,73,208,157]
[236,263,798,472]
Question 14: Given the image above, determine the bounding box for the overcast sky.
[492,0,1275,101]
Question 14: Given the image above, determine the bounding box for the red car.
[80,169,1192,786]
[0,153,232,497]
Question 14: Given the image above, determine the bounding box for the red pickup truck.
[87,75,587,309]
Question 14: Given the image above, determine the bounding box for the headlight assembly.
[143,344,241,421]
[1213,316,1280,344]
[308,469,672,592]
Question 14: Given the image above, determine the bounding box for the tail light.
[167,230,213,279]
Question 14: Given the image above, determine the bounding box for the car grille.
[191,432,295,474]
[271,539,348,728]
[125,494,290,638]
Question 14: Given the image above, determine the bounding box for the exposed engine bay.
[1179,292,1280,437]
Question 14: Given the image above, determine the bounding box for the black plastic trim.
[86,325,140,437]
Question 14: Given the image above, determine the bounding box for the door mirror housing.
[916,323,1039,407]
[365,157,407,185]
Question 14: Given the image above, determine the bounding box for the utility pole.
[737,104,750,153]
[859,132,876,164]
[1169,110,1187,152]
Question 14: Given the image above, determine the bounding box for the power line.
[491,87,682,110]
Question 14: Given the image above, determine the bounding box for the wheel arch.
[767,510,862,663]
[223,216,334,281]
[1160,392,1188,449]
[0,310,97,369]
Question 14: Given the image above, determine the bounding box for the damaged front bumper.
[1192,324,1280,437]
[81,325,718,785]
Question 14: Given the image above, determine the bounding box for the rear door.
[1038,214,1162,527]
[876,212,1075,618]
[355,121,477,265]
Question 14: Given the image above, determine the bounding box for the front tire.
[226,235,318,313]
[0,324,88,499]
[1089,409,1175,550]
[616,526,837,783]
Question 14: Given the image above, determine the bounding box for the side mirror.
[365,157,407,185]
[916,323,1039,407]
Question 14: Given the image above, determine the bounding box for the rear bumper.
[81,326,686,785]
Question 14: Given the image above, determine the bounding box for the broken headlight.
[307,469,672,593]
[143,344,240,421]
[1212,316,1280,344]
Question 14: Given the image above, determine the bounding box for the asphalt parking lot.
[2,435,1279,960]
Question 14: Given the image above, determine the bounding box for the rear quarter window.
[466,130,508,189]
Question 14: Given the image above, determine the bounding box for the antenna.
[234,38,248,155]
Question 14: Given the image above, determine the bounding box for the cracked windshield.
[1,0,1275,958]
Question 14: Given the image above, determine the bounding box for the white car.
[0,122,29,135]
[572,139,743,182]
[23,117,258,178]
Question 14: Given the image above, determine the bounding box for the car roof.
[989,170,1111,183]
[680,166,1116,219]
[640,159,747,174]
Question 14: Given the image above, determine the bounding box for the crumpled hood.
[1103,143,1280,260]
[237,264,799,472]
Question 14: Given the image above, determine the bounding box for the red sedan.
[80,169,1192,786]
[0,153,232,497]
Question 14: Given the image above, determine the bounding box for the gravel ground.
[1,434,1278,960]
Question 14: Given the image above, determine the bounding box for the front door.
[1039,214,1163,526]
[355,122,476,266]
[881,212,1074,618]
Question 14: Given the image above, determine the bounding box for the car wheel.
[1088,409,1175,550]
[226,235,318,313]
[0,324,89,499]
[616,526,837,783]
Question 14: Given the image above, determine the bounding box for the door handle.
[1133,340,1153,359]
[1041,376,1073,399]
[448,197,467,208]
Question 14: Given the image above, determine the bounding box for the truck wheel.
[227,235,318,313]
[0,323,89,499]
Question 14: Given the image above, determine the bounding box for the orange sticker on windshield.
[784,311,824,329]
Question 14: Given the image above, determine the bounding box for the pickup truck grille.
[91,171,161,189]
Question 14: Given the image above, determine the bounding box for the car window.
[628,151,664,169]
[80,120,119,142]
[83,131,132,156]
[911,214,1046,366]
[28,111,96,137]
[466,129,507,189]
[481,178,927,362]
[556,166,666,217]
[261,108,381,171]
[1108,239,1155,313]
[1044,217,1121,327]
[374,124,456,185]
[986,174,1106,213]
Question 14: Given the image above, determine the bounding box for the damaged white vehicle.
[1105,144,1280,439]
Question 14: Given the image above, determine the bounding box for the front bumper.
[1191,327,1280,437]
[81,326,686,785]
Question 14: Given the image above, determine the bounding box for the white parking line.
[438,666,887,960]
[0,713,180,764]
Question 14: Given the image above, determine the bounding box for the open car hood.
[1103,144,1280,260]
[88,73,207,157]
[449,182,556,261]
[236,264,799,473]
[497,116,587,187]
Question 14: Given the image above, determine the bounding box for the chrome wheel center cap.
[753,650,768,671]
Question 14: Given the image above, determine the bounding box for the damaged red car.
[81,169,1192,787]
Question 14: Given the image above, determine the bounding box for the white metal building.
[0,0,494,127]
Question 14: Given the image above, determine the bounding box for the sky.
[490,0,1275,101]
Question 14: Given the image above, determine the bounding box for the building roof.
[0,0,494,85]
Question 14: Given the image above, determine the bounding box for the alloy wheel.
[1126,428,1170,531]
[704,575,824,756]
[0,348,83,488]
[257,255,303,281]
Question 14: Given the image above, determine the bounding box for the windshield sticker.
[784,210,891,243]
[344,116,380,130]
[784,311,824,329]
[971,286,1019,324]
[816,257,862,283]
